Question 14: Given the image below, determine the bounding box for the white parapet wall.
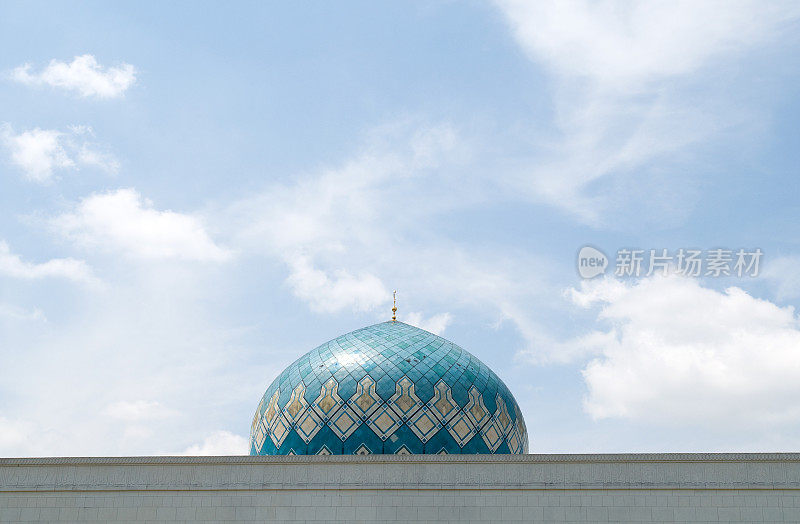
[1,453,800,522]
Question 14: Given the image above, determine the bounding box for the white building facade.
[2,453,800,523]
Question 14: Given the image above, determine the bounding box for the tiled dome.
[249,321,529,455]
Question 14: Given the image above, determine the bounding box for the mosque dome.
[250,321,529,455]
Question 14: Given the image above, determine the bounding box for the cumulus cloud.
[403,311,453,335]
[493,1,800,224]
[52,188,232,262]
[286,256,387,314]
[12,54,136,98]
[1,126,72,182]
[1,124,118,182]
[182,431,249,456]
[567,275,800,428]
[0,240,95,283]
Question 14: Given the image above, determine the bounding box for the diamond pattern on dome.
[446,409,477,447]
[263,390,281,431]
[506,425,522,454]
[348,375,381,419]
[296,406,324,443]
[387,377,422,421]
[329,405,360,441]
[283,384,308,426]
[253,418,267,452]
[367,404,402,441]
[408,407,441,443]
[480,415,504,452]
[428,380,459,425]
[495,394,512,436]
[312,378,343,421]
[251,396,265,437]
[464,386,490,429]
[269,414,292,449]
[250,321,529,455]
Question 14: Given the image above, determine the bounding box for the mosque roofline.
[4,453,800,493]
[3,452,800,465]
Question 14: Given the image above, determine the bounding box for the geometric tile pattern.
[250,321,529,455]
[366,404,402,441]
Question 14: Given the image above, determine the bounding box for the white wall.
[1,454,799,523]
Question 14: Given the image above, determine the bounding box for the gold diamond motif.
[348,375,381,419]
[427,380,459,424]
[313,378,343,420]
[446,410,476,447]
[296,407,324,443]
[514,405,528,453]
[283,384,308,425]
[480,416,503,452]
[316,445,332,455]
[506,425,521,454]
[464,386,489,428]
[354,444,371,455]
[366,404,401,440]
[329,406,360,441]
[395,445,412,455]
[254,418,267,452]
[408,407,440,443]
[495,395,512,436]
[269,413,291,449]
[388,377,422,420]
[264,390,281,430]
[251,396,266,435]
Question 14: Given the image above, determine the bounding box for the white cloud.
[286,256,387,314]
[228,121,559,353]
[496,1,795,89]
[763,255,800,300]
[493,1,800,224]
[567,275,800,428]
[1,126,72,182]
[12,54,136,98]
[403,311,453,335]
[1,124,118,182]
[0,304,45,322]
[0,240,95,283]
[231,122,465,314]
[53,188,232,262]
[182,431,248,456]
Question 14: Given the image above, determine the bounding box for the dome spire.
[392,290,397,321]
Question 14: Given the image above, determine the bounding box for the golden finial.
[391,290,397,322]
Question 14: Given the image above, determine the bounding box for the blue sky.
[1,1,800,456]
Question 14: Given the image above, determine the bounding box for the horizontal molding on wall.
[2,454,800,493]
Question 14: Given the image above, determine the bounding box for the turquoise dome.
[250,321,529,455]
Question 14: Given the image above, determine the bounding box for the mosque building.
[1,296,799,522]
